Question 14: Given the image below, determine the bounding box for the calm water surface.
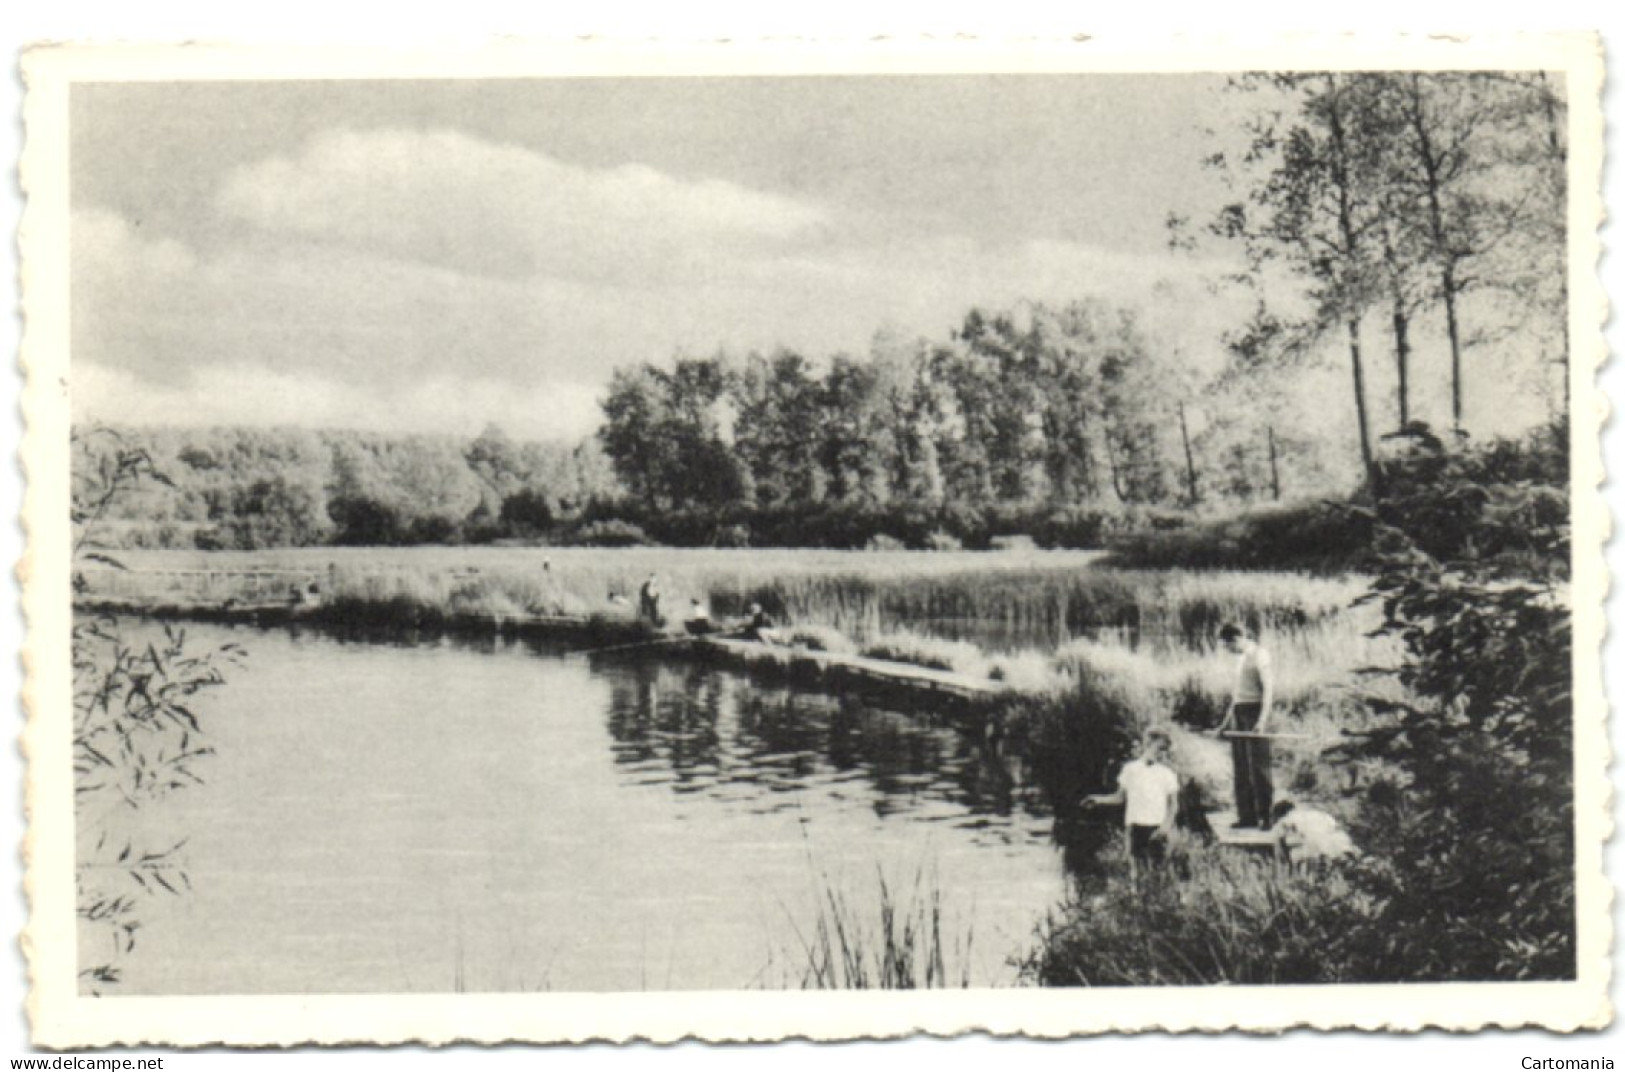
[87,619,1066,994]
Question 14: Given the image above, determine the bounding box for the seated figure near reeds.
[1084,730,1181,865]
[743,602,782,645]
[1216,621,1275,829]
[683,598,716,636]
[1270,800,1356,864]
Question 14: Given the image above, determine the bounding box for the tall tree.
[598,364,671,511]
[1209,74,1383,492]
[868,331,950,506]
[732,349,828,508]
[820,355,894,505]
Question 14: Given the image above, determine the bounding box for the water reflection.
[598,657,1033,833]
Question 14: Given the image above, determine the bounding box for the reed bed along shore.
[83,546,1396,768]
[87,545,1371,649]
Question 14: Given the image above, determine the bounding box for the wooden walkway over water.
[692,637,1006,702]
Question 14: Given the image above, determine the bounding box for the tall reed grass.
[787,865,973,989]
[93,547,1365,653]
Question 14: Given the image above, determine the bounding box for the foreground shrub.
[1024,840,1368,986]
[1327,422,1575,981]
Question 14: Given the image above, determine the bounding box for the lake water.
[82,619,1067,994]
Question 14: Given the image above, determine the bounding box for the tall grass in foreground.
[786,866,974,989]
[1023,835,1371,986]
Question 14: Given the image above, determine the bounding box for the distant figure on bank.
[1271,800,1356,863]
[743,602,781,645]
[638,574,662,625]
[683,598,716,636]
[1084,730,1181,865]
[1217,621,1275,829]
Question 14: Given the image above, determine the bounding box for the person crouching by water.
[638,574,662,626]
[1216,621,1275,829]
[743,602,781,645]
[1271,800,1356,866]
[1083,730,1181,867]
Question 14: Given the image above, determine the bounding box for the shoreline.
[74,597,1013,720]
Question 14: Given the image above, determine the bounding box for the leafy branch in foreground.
[72,427,243,992]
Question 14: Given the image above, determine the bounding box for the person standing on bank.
[1216,621,1275,829]
[1084,730,1180,866]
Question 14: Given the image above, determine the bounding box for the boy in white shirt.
[1085,731,1181,864]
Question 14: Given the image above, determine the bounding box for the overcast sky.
[70,75,1277,441]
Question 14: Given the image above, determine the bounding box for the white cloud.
[214,128,829,281]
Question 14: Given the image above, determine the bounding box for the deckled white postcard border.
[18,32,1611,1046]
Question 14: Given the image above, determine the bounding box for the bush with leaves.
[1331,423,1573,980]
[1024,839,1369,986]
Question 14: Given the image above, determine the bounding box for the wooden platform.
[1208,811,1283,851]
[696,637,1007,701]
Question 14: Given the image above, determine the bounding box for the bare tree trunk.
[1441,265,1465,431]
[1538,71,1570,428]
[1392,300,1412,429]
[1327,75,1382,493]
[1406,74,1468,434]
[1348,318,1378,494]
[1266,424,1281,501]
[1103,429,1128,503]
[1177,401,1200,506]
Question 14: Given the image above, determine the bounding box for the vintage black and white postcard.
[18,33,1610,1045]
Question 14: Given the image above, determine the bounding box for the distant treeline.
[80,424,617,550]
[84,416,1207,553]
